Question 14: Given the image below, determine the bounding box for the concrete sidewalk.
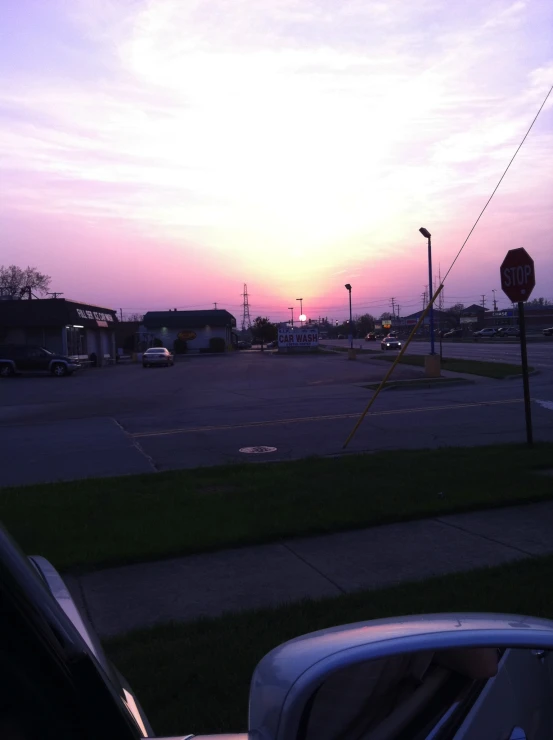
[66,500,553,638]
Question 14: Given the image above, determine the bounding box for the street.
[0,343,552,487]
[325,337,553,371]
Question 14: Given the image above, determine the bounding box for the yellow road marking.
[131,398,523,439]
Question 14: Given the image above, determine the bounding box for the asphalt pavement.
[65,499,553,637]
[0,343,552,487]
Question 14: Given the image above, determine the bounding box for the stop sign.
[500,248,535,303]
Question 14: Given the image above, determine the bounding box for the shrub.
[173,338,188,355]
[209,337,226,353]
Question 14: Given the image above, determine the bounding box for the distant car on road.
[381,336,402,350]
[142,347,174,368]
[473,328,498,339]
[0,344,81,377]
[543,327,553,336]
[443,328,463,339]
[365,332,377,341]
[337,334,345,339]
[496,326,520,338]
[265,340,278,349]
[237,340,252,350]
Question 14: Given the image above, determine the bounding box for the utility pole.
[241,284,252,331]
[492,290,497,311]
[421,291,427,311]
[390,297,396,318]
[120,308,123,321]
[213,302,218,310]
[481,294,487,309]
[288,307,294,327]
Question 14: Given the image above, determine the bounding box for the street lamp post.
[296,298,303,325]
[419,228,435,355]
[345,284,353,350]
[492,289,498,312]
[288,307,294,327]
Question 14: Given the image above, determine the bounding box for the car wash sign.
[278,327,319,350]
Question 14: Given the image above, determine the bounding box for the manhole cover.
[239,446,277,454]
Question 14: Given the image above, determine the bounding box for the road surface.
[0,348,552,487]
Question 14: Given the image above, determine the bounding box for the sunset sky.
[1,0,552,321]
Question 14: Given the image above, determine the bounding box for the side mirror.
[249,613,553,740]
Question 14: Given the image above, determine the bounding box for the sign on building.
[460,316,478,324]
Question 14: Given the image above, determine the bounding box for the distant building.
[0,298,118,362]
[484,304,553,330]
[142,309,237,352]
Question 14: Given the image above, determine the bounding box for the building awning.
[0,299,118,329]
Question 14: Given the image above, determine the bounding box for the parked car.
[381,335,402,350]
[142,347,174,368]
[365,332,377,341]
[497,326,520,338]
[473,328,498,339]
[237,340,252,350]
[0,344,81,377]
[543,327,553,336]
[265,340,278,349]
[443,328,464,339]
[337,334,345,339]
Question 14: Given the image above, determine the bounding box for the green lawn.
[106,553,553,736]
[1,443,553,570]
[373,354,531,379]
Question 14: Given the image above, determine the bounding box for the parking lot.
[1,347,553,487]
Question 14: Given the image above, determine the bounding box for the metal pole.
[518,301,533,446]
[349,290,353,350]
[427,237,435,354]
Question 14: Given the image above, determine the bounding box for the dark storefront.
[0,299,118,364]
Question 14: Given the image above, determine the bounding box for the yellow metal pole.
[342,284,444,449]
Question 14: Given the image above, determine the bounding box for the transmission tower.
[241,283,252,331]
[437,265,444,311]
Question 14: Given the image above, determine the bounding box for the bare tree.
[0,265,51,298]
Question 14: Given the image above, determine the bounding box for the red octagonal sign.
[500,247,535,303]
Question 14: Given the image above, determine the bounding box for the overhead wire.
[343,80,553,449]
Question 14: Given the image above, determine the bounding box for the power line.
[443,81,553,283]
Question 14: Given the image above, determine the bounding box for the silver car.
[381,335,402,350]
[142,347,174,368]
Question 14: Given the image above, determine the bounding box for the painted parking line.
[131,398,523,439]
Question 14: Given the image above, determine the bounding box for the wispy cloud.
[0,0,551,314]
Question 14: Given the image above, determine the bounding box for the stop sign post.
[500,247,535,445]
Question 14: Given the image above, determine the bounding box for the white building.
[142,309,237,352]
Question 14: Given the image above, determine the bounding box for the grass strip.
[373,355,531,379]
[105,554,553,736]
[1,444,553,571]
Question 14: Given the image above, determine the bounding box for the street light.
[419,227,435,355]
[288,307,294,327]
[344,284,353,350]
[296,298,303,325]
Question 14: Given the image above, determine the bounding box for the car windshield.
[146,349,166,354]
